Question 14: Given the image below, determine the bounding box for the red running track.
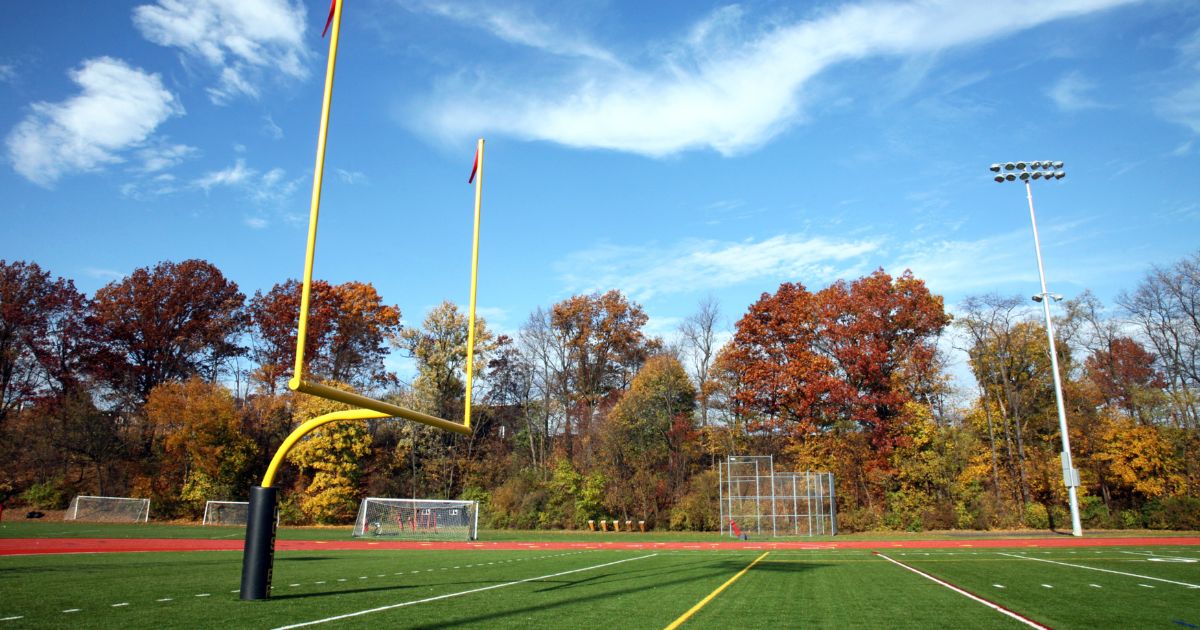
[2,536,1198,556]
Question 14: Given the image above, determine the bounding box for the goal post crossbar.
[66,496,150,522]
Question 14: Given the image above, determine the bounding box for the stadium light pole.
[989,160,1083,537]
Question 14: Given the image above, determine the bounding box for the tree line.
[1,253,1197,531]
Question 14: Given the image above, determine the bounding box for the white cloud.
[415,0,1137,157]
[133,0,309,104]
[84,267,126,281]
[5,57,183,187]
[244,216,269,229]
[194,158,255,190]
[1046,71,1102,111]
[193,159,300,204]
[0,63,15,83]
[406,1,617,64]
[1158,81,1200,134]
[336,168,368,185]
[1155,26,1200,133]
[262,114,283,140]
[557,234,882,301]
[121,173,180,200]
[136,142,197,173]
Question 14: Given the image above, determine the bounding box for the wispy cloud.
[262,114,283,140]
[5,57,183,187]
[84,267,126,282]
[133,0,309,104]
[1156,26,1200,133]
[557,234,882,301]
[414,0,1136,157]
[336,168,368,185]
[1046,71,1103,111]
[193,159,300,204]
[135,142,197,173]
[404,1,618,64]
[120,173,180,200]
[0,63,15,83]
[244,216,268,229]
[194,158,255,190]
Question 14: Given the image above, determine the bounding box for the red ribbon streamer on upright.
[468,147,480,183]
[321,0,336,38]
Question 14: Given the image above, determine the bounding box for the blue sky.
[2,0,1199,385]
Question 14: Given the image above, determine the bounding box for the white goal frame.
[353,498,478,541]
[65,495,150,523]
[202,500,255,526]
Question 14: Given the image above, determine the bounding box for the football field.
[1,529,1197,628]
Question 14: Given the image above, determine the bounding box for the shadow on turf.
[273,557,822,626]
[269,584,423,601]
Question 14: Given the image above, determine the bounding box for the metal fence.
[719,455,836,537]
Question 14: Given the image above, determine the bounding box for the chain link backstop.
[719,455,836,537]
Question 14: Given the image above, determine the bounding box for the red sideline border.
[2,536,1199,556]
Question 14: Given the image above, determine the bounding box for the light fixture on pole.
[990,159,1082,537]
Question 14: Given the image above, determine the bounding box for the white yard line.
[997,553,1200,588]
[1120,551,1198,562]
[273,553,658,630]
[875,553,1049,630]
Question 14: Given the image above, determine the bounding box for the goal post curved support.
[242,408,391,601]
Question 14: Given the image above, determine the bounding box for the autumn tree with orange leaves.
[549,290,659,466]
[720,269,950,506]
[248,279,401,394]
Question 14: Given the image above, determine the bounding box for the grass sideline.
[2,544,1197,628]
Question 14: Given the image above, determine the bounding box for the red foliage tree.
[0,260,92,426]
[722,269,950,450]
[1085,336,1166,423]
[248,279,400,393]
[91,259,247,406]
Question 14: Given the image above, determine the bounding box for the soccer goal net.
[65,496,150,523]
[353,498,478,541]
[202,501,250,526]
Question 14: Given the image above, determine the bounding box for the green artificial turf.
[4,545,1196,628]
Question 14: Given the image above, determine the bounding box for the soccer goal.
[65,495,150,523]
[202,501,250,526]
[353,498,478,541]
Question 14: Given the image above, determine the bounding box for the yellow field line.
[664,552,769,630]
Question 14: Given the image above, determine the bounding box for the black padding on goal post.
[240,485,279,600]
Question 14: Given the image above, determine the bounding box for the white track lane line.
[997,553,1200,588]
[273,553,658,630]
[875,553,1049,630]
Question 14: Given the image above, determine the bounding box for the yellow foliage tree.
[144,377,256,512]
[1093,413,1183,499]
[286,386,373,524]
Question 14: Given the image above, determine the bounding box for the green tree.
[600,355,697,526]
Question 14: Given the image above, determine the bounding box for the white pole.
[718,459,724,537]
[1025,180,1083,537]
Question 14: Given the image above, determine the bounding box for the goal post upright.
[242,0,485,601]
[463,137,484,430]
